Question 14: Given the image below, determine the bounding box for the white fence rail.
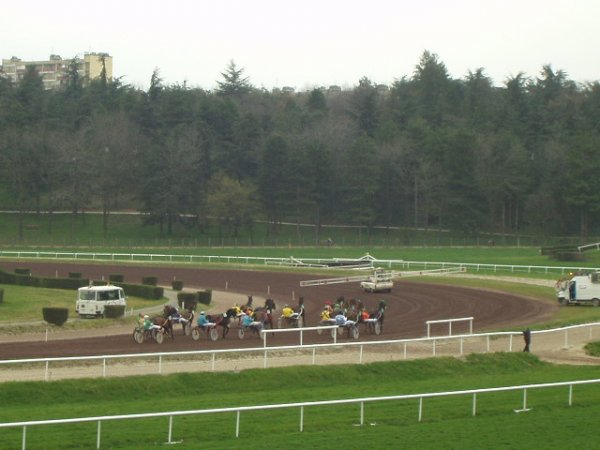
[1,378,598,449]
[426,317,474,337]
[0,250,597,277]
[1,322,598,382]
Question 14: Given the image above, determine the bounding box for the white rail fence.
[0,250,596,277]
[1,322,598,382]
[1,378,598,450]
[426,317,474,337]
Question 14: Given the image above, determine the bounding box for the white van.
[76,283,127,317]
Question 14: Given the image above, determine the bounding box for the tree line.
[1,51,599,241]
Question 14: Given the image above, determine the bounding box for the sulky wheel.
[191,327,201,341]
[373,321,382,335]
[238,328,245,339]
[133,329,145,344]
[154,329,164,344]
[209,327,219,341]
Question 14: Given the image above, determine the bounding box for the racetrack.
[0,261,557,360]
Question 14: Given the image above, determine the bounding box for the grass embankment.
[0,284,163,332]
[0,353,598,449]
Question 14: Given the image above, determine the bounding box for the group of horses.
[320,296,387,336]
[137,295,386,344]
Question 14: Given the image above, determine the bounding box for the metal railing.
[0,378,598,449]
[1,250,596,277]
[1,322,598,382]
[426,317,474,337]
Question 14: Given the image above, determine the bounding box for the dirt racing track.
[0,261,559,361]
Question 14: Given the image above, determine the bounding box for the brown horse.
[164,305,194,336]
[152,316,173,339]
[253,298,276,330]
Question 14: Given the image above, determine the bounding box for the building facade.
[0,53,113,90]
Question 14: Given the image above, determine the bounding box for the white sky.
[2,0,599,91]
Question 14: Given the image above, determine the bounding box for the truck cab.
[76,284,127,317]
[556,272,600,306]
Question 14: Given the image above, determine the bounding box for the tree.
[349,77,379,136]
[216,60,252,97]
[206,173,258,238]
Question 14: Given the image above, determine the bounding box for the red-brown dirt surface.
[0,261,556,360]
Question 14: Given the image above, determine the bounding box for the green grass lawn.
[0,353,598,449]
[0,284,164,332]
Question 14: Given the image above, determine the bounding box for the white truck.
[360,270,394,293]
[75,283,127,317]
[556,272,600,306]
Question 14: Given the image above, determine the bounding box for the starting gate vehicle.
[556,272,600,306]
[76,283,126,317]
[300,267,466,293]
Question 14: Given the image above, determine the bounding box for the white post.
[449,321,453,336]
[267,285,270,295]
[236,410,241,438]
[45,327,48,343]
[102,358,106,378]
[300,406,304,432]
[211,353,216,371]
[569,384,573,406]
[418,397,423,422]
[360,401,365,425]
[359,345,363,364]
[263,350,268,369]
[472,393,477,416]
[22,426,26,450]
[167,415,173,444]
[460,338,464,356]
[225,281,228,290]
[403,343,407,359]
[300,329,303,346]
[158,355,162,374]
[432,339,436,356]
[45,361,49,381]
[96,421,101,449]
[312,348,316,365]
[427,323,431,338]
[509,334,513,352]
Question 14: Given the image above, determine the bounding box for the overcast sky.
[2,0,598,91]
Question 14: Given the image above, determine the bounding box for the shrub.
[142,276,158,286]
[553,252,585,262]
[177,292,198,310]
[172,280,184,291]
[109,274,124,283]
[198,289,212,305]
[42,307,69,326]
[40,277,89,290]
[14,268,31,275]
[68,272,82,278]
[103,304,126,318]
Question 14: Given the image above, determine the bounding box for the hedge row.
[42,307,69,326]
[103,304,126,318]
[0,269,163,300]
[177,289,212,310]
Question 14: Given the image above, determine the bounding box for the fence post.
[472,393,477,416]
[167,415,173,444]
[22,426,26,450]
[569,384,573,406]
[300,406,304,432]
[96,421,101,449]
[418,397,423,422]
[236,410,241,438]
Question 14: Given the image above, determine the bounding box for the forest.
[1,50,599,241]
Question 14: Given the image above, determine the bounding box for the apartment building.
[0,52,113,90]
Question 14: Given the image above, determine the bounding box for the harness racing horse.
[164,305,194,336]
[209,308,238,339]
[252,298,276,331]
[152,316,173,339]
